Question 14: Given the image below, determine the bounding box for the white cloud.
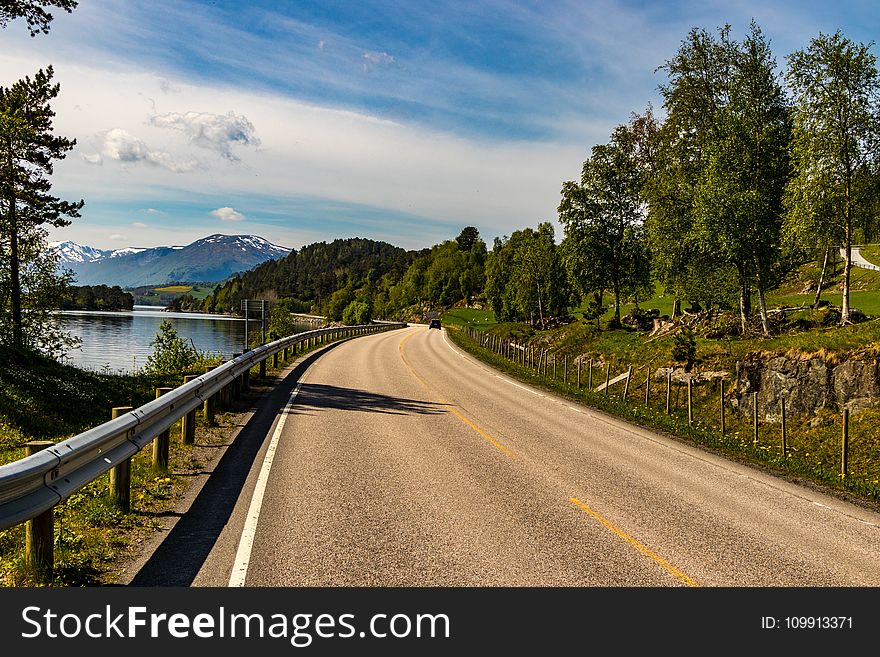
[98,127,200,172]
[131,221,148,228]
[144,208,165,215]
[150,111,260,160]
[81,152,103,165]
[109,233,127,241]
[210,207,245,222]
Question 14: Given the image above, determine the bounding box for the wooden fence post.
[687,378,693,426]
[182,375,197,445]
[588,360,593,389]
[604,363,610,396]
[645,368,650,406]
[842,408,849,477]
[753,391,759,446]
[153,387,173,470]
[109,406,134,511]
[26,440,55,581]
[623,366,633,400]
[781,397,787,459]
[666,371,672,414]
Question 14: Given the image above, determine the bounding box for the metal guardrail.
[0,322,406,532]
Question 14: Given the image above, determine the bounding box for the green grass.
[441,307,498,328]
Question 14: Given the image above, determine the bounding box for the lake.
[56,306,251,373]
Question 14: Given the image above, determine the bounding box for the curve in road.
[167,326,880,587]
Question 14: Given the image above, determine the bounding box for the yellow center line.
[399,332,515,458]
[400,331,697,585]
[569,497,700,587]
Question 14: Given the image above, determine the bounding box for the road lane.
[207,325,880,586]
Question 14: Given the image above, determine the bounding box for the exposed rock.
[733,355,880,420]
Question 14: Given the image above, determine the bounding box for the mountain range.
[50,234,291,287]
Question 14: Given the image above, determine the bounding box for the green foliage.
[0,0,77,36]
[692,22,792,334]
[60,284,134,311]
[202,238,414,315]
[582,291,607,329]
[784,31,880,324]
[342,300,371,325]
[485,223,571,327]
[0,66,83,351]
[143,320,199,375]
[671,326,697,371]
[559,120,652,324]
[268,300,301,339]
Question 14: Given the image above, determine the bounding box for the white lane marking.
[228,380,304,587]
[813,502,831,509]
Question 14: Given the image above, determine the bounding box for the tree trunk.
[9,190,22,348]
[738,283,749,335]
[757,278,771,337]
[536,281,545,329]
[613,281,621,324]
[812,246,829,309]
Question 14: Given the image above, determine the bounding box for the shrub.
[143,320,199,374]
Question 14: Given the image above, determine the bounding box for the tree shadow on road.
[289,383,447,416]
[126,345,335,586]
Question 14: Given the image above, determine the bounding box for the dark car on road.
[429,319,441,329]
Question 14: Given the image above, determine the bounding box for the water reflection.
[56,306,247,373]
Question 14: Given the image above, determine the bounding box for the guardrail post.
[109,406,134,511]
[182,376,197,445]
[153,387,173,470]
[204,365,218,421]
[231,354,242,401]
[259,359,266,379]
[283,346,289,361]
[242,364,251,391]
[273,352,279,368]
[25,440,55,581]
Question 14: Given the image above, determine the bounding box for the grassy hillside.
[0,347,187,464]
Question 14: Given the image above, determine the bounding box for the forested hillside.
[184,238,419,315]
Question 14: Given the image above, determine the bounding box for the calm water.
[56,306,249,373]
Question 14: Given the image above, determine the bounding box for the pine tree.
[0,66,84,349]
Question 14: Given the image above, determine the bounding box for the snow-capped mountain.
[49,241,111,264]
[50,234,291,287]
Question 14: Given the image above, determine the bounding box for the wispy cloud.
[362,51,396,72]
[131,221,148,228]
[210,207,245,222]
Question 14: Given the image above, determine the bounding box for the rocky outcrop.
[733,355,880,420]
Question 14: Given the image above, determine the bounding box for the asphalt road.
[185,325,880,587]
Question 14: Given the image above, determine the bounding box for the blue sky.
[3,0,878,251]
